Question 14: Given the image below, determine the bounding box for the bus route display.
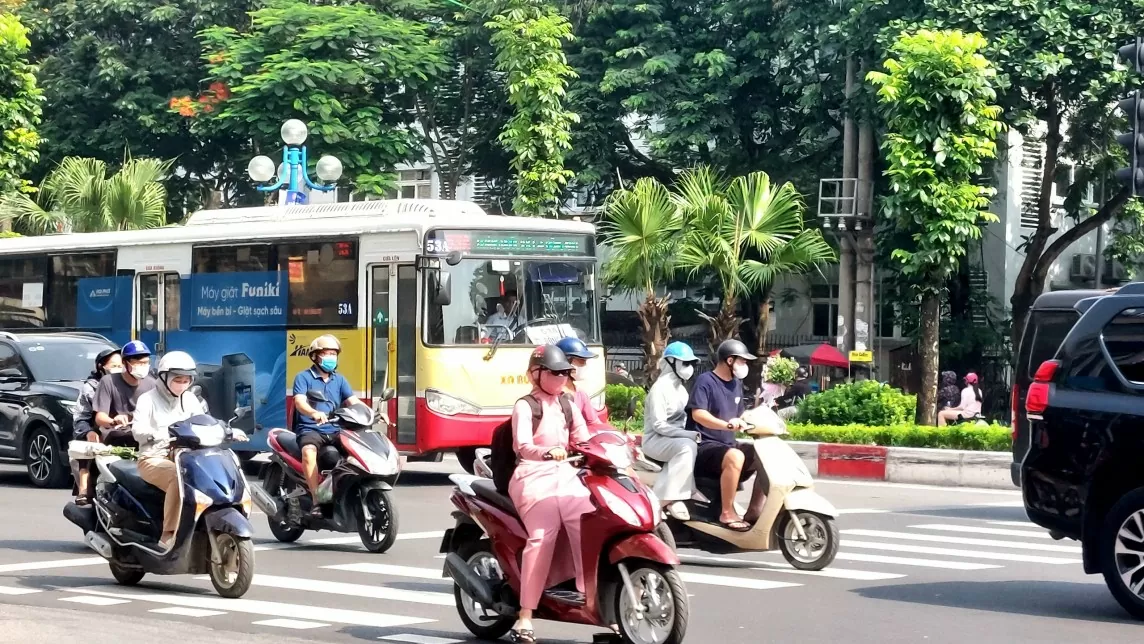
[426,230,591,256]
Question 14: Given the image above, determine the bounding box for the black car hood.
[32,380,84,400]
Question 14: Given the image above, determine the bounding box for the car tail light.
[1010,386,1018,441]
[1025,360,1060,415]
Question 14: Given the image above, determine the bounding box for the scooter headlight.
[192,489,214,521]
[598,486,643,528]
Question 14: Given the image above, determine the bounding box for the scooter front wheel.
[357,488,398,553]
[209,534,255,598]
[615,563,688,644]
[779,511,839,571]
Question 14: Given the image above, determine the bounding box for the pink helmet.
[965,372,979,385]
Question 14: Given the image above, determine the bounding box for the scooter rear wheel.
[453,540,514,640]
[264,465,305,543]
[615,563,688,644]
[109,561,145,586]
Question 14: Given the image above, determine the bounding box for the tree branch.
[1033,186,1131,279]
[621,132,675,184]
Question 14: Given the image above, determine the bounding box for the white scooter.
[634,405,839,570]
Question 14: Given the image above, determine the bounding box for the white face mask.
[129,365,149,380]
[676,364,695,381]
[570,366,584,381]
[732,363,749,380]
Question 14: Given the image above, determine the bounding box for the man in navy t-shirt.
[685,339,762,531]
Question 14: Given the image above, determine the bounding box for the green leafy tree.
[600,177,682,381]
[486,0,578,216]
[675,167,835,360]
[0,156,172,234]
[867,29,1003,425]
[0,12,40,209]
[19,0,253,215]
[195,0,447,197]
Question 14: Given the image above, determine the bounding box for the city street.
[0,459,1138,644]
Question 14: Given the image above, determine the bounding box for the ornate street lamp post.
[247,119,343,206]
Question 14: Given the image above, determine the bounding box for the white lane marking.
[256,530,447,552]
[62,587,433,628]
[0,557,106,573]
[677,555,903,581]
[830,552,1000,570]
[59,595,130,606]
[0,587,41,595]
[191,574,454,606]
[836,509,890,515]
[977,501,1024,507]
[253,618,329,630]
[842,540,1080,564]
[816,479,1021,496]
[324,563,445,580]
[842,529,1081,553]
[149,607,226,618]
[380,635,464,644]
[676,571,799,590]
[909,524,1052,539]
[988,521,1037,528]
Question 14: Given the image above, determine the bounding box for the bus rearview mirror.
[433,271,452,306]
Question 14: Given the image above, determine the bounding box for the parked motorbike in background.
[63,409,256,598]
[251,388,401,553]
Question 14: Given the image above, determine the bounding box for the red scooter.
[441,430,688,644]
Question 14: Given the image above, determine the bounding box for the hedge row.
[608,418,1011,452]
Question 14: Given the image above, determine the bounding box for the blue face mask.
[319,356,338,373]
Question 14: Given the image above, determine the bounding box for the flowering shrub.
[761,354,799,385]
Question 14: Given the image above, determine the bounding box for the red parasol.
[777,343,850,368]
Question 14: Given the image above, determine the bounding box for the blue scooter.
[64,408,256,598]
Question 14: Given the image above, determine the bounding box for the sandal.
[75,495,91,507]
[718,518,751,532]
[510,628,536,643]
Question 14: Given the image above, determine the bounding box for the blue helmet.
[121,340,151,359]
[663,341,698,364]
[556,336,597,360]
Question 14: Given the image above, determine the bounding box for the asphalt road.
[0,458,1140,644]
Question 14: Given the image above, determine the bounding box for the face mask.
[319,356,338,373]
[570,366,583,382]
[167,379,191,397]
[539,370,567,395]
[106,367,124,375]
[732,363,749,380]
[130,365,149,379]
[676,365,695,381]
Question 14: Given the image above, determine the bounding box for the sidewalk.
[788,441,1013,489]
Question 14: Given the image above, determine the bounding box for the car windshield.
[424,257,601,345]
[21,340,112,381]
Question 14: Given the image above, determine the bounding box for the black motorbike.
[63,410,256,598]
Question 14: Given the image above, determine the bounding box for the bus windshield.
[424,257,600,346]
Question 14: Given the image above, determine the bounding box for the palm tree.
[675,167,835,360]
[599,177,682,382]
[1,156,172,234]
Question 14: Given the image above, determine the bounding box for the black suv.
[1022,282,1144,619]
[0,332,118,487]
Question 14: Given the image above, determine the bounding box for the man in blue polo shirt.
[293,334,363,517]
[685,339,763,532]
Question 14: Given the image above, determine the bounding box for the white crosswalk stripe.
[842,529,1082,553]
[841,539,1080,564]
[908,523,1053,539]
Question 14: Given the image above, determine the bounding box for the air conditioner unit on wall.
[1070,253,1097,280]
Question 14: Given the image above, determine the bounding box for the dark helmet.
[795,366,809,379]
[716,339,756,364]
[95,348,120,370]
[529,344,573,373]
[555,336,597,360]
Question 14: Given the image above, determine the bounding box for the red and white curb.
[632,435,1013,489]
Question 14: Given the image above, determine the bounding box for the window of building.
[387,169,432,199]
[878,301,896,338]
[279,240,358,326]
[811,283,839,338]
[47,252,117,329]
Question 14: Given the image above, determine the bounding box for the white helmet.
[309,334,342,356]
[157,351,197,377]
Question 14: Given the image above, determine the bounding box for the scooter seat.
[471,479,517,517]
[272,430,304,461]
[107,460,164,503]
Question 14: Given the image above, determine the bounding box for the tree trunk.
[637,294,671,383]
[917,292,940,426]
[746,289,773,396]
[440,172,459,200]
[701,296,743,367]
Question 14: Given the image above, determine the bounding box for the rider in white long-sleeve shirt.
[642,342,701,520]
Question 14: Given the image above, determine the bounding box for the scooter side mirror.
[306,388,329,404]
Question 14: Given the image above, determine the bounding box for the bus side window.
[278,240,358,327]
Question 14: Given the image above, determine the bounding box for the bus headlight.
[426,390,480,416]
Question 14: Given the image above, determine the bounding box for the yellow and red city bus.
[0,200,605,469]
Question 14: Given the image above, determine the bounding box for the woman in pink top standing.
[508,344,595,643]
[556,336,607,432]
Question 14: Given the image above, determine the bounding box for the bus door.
[134,272,181,353]
[369,263,417,446]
